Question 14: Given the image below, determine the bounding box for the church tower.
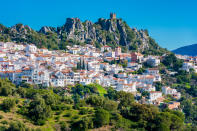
[115,46,121,57]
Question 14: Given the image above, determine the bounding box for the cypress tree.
[82,59,85,70]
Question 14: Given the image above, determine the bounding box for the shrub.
[0,79,15,96]
[72,115,80,120]
[27,96,52,125]
[55,111,62,115]
[64,112,72,117]
[94,109,110,127]
[36,119,46,126]
[0,115,3,119]
[51,104,66,111]
[64,105,71,110]
[59,121,70,131]
[71,117,94,130]
[8,121,27,130]
[15,99,19,104]
[1,98,16,112]
[1,120,8,125]
[79,108,89,115]
[0,126,6,131]
[55,116,60,121]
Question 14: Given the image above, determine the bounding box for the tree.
[43,93,59,106]
[137,68,145,74]
[7,121,28,131]
[116,91,135,109]
[59,41,68,50]
[86,95,105,108]
[94,109,110,127]
[141,91,150,97]
[0,86,12,96]
[72,117,93,131]
[0,78,15,96]
[170,114,184,130]
[120,103,160,130]
[77,61,81,70]
[180,98,197,125]
[192,72,197,80]
[105,87,117,100]
[61,96,74,104]
[154,82,162,91]
[27,95,52,125]
[82,59,85,70]
[121,103,158,122]
[87,63,89,71]
[154,112,171,131]
[1,98,16,112]
[85,83,106,96]
[16,87,26,98]
[103,99,118,111]
[120,60,128,68]
[59,121,70,131]
[162,53,183,71]
[125,26,135,42]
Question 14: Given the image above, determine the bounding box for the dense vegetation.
[158,53,197,128]
[0,78,190,131]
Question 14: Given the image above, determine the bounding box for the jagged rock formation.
[10,24,32,34]
[0,14,167,55]
[39,26,56,34]
[55,16,151,52]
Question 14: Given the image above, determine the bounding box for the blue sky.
[0,0,197,50]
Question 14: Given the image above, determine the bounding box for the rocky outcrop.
[61,18,85,42]
[9,24,33,40]
[0,24,7,33]
[58,18,97,43]
[39,26,56,34]
[84,20,96,41]
[117,19,128,46]
[37,15,151,51]
[10,24,32,35]
[0,14,164,54]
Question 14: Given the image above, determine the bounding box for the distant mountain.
[0,13,168,55]
[172,44,197,56]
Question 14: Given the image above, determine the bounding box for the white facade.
[116,83,137,93]
[146,56,160,67]
[149,91,162,101]
[25,44,37,53]
[181,62,197,72]
[101,46,112,52]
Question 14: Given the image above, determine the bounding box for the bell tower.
[115,46,121,57]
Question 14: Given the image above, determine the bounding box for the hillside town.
[176,54,197,72]
[0,42,182,109]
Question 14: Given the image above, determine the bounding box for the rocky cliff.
[57,17,149,51]
[0,14,167,55]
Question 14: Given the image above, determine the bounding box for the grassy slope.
[0,96,95,130]
[96,85,107,96]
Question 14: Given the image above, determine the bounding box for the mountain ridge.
[172,43,197,56]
